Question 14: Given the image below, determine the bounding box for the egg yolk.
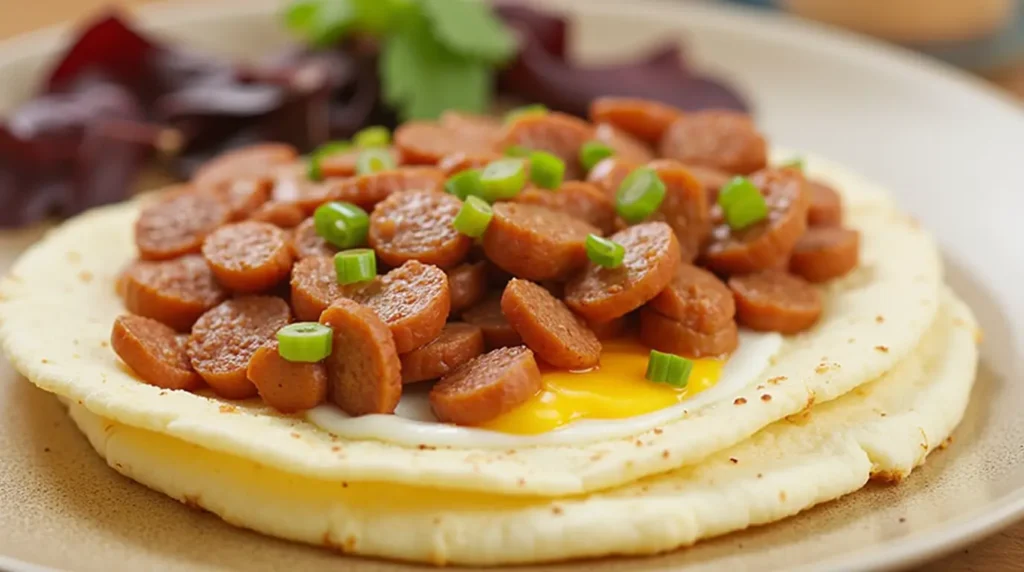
[478,338,723,435]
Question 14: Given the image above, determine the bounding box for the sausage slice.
[565,222,681,323]
[249,201,307,228]
[445,261,488,315]
[186,296,291,399]
[193,143,298,192]
[586,156,638,201]
[290,255,355,321]
[589,97,684,143]
[290,217,338,260]
[587,315,631,340]
[659,111,767,175]
[122,255,227,331]
[201,221,294,293]
[368,190,472,268]
[395,121,490,165]
[807,180,843,227]
[400,323,486,384]
[462,295,522,350]
[215,179,270,221]
[351,261,450,353]
[498,112,594,180]
[270,165,346,213]
[639,308,739,358]
[728,270,822,334]
[482,202,599,281]
[789,227,860,283]
[319,147,402,178]
[439,111,503,145]
[437,151,503,176]
[594,123,654,165]
[501,279,601,369]
[333,167,446,208]
[246,341,328,413]
[685,164,731,200]
[135,188,230,261]
[429,346,542,426]
[648,264,735,334]
[319,298,402,415]
[111,314,202,390]
[649,160,711,262]
[515,182,618,235]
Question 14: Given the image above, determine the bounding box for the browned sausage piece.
[319,298,402,415]
[501,279,601,369]
[648,160,711,263]
[639,308,739,358]
[565,222,681,323]
[111,314,202,390]
[395,121,487,165]
[648,264,735,334]
[482,202,599,281]
[439,111,503,145]
[586,156,638,201]
[498,112,594,180]
[588,315,631,340]
[789,227,860,283]
[333,167,446,209]
[593,123,654,165]
[270,165,346,213]
[515,182,618,235]
[246,341,328,413]
[290,217,338,260]
[193,143,298,192]
[290,255,354,321]
[429,346,542,426]
[589,97,684,143]
[319,147,402,178]
[122,255,227,331]
[135,188,230,261]
[215,179,270,221]
[202,221,294,293]
[659,111,767,175]
[400,323,486,384]
[187,296,292,399]
[445,261,488,315]
[368,190,472,268]
[728,270,822,334]
[703,168,811,275]
[351,261,450,353]
[462,295,523,350]
[249,201,307,228]
[684,164,731,201]
[437,151,503,176]
[807,180,843,227]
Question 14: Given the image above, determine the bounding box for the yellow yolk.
[478,338,723,435]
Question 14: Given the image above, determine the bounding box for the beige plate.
[1,0,1023,570]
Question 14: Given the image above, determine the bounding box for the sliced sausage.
[290,255,354,321]
[400,322,486,384]
[122,255,227,331]
[429,346,542,426]
[319,146,402,178]
[368,190,472,268]
[462,295,523,349]
[593,123,654,165]
[290,217,337,260]
[333,167,445,208]
[703,168,811,275]
[789,227,860,283]
[135,188,230,261]
[395,121,487,165]
[639,309,739,358]
[193,143,298,192]
[659,111,767,175]
[565,222,681,323]
[437,151,503,176]
[685,164,731,200]
[215,179,270,221]
[186,296,291,399]
[589,97,684,143]
[246,341,328,413]
[201,221,294,293]
[586,156,638,200]
[439,111,502,145]
[498,112,594,180]
[728,270,822,334]
[319,298,402,415]
[482,202,599,281]
[807,180,843,227]
[445,261,488,315]
[351,261,450,353]
[501,278,601,369]
[515,182,618,235]
[648,264,735,334]
[649,160,711,262]
[270,165,346,213]
[249,201,308,228]
[111,314,202,390]
[587,315,630,340]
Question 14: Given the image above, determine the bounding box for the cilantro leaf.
[284,0,355,48]
[419,0,517,65]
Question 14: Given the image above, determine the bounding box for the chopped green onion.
[579,140,614,173]
[479,159,527,201]
[307,141,352,181]
[645,350,693,388]
[276,322,333,363]
[353,126,391,149]
[585,234,625,268]
[445,169,484,200]
[314,202,369,249]
[615,167,666,223]
[718,176,769,230]
[504,104,547,124]
[334,249,376,285]
[779,156,805,171]
[504,145,530,158]
[355,148,396,175]
[528,151,564,190]
[452,196,494,238]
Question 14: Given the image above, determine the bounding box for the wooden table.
[0,2,1019,571]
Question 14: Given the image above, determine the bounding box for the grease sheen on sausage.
[514,183,618,235]
[368,189,472,268]
[290,217,337,260]
[202,221,294,293]
[589,97,683,143]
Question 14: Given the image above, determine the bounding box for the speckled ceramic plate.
[0,1,1022,571]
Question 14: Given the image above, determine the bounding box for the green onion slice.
[645,350,693,388]
[445,169,484,200]
[353,126,391,148]
[479,158,527,202]
[355,148,396,175]
[452,196,494,238]
[504,145,530,158]
[276,322,333,363]
[528,151,565,190]
[504,104,548,124]
[307,140,352,181]
[615,167,666,223]
[579,140,614,173]
[585,234,625,268]
[718,176,769,230]
[334,249,377,285]
[313,202,369,249]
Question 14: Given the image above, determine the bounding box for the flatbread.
[67,290,977,565]
[0,153,944,496]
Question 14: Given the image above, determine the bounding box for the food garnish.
[277,322,334,362]
[453,196,494,238]
[645,350,694,388]
[333,248,377,284]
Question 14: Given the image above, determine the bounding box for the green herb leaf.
[419,0,517,64]
[284,0,355,48]
[285,0,320,33]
